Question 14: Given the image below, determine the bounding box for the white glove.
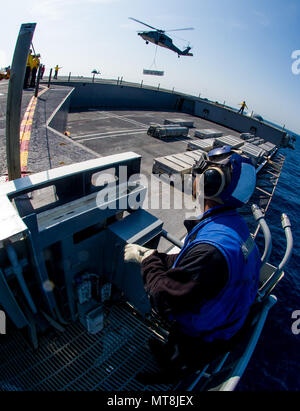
[124,244,155,264]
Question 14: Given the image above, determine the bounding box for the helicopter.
[129,17,194,58]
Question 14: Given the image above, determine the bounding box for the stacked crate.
[240,143,266,165]
[194,129,223,139]
[215,135,245,149]
[258,142,276,156]
[152,150,206,176]
[147,124,189,139]
[164,118,194,128]
[187,138,216,152]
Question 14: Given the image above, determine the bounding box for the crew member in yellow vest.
[53,65,62,79]
[23,50,33,89]
[238,101,248,115]
[30,54,40,88]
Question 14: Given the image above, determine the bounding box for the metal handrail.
[252,204,272,266]
[258,213,293,300]
[218,295,277,391]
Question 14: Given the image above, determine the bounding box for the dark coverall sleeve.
[141,244,229,318]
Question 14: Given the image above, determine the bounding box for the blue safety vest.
[170,208,261,342]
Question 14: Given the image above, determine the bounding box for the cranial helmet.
[192,145,256,208]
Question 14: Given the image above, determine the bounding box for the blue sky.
[1,0,299,134]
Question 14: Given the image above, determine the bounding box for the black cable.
[149,45,158,69]
[31,42,36,55]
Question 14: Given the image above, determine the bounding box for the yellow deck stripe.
[19,87,48,172]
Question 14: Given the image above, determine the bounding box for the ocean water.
[238,133,300,391]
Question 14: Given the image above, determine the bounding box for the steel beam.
[6,23,36,181]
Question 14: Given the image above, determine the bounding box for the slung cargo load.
[164,118,194,128]
[147,124,189,139]
[194,128,223,139]
[143,69,165,76]
[187,138,216,152]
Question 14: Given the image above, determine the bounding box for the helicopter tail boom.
[180,46,193,56]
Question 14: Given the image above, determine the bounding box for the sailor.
[30,54,40,88]
[238,100,248,114]
[124,146,261,380]
[53,65,62,79]
[23,49,33,89]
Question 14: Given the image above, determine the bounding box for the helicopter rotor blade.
[172,33,192,45]
[165,28,195,32]
[129,17,164,32]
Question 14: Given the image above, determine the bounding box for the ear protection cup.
[204,167,226,198]
[191,146,256,208]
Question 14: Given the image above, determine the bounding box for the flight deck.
[66,108,240,172]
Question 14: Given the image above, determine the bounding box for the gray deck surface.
[27,86,95,173]
[0,82,95,178]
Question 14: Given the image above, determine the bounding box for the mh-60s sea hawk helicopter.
[129,17,194,57]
